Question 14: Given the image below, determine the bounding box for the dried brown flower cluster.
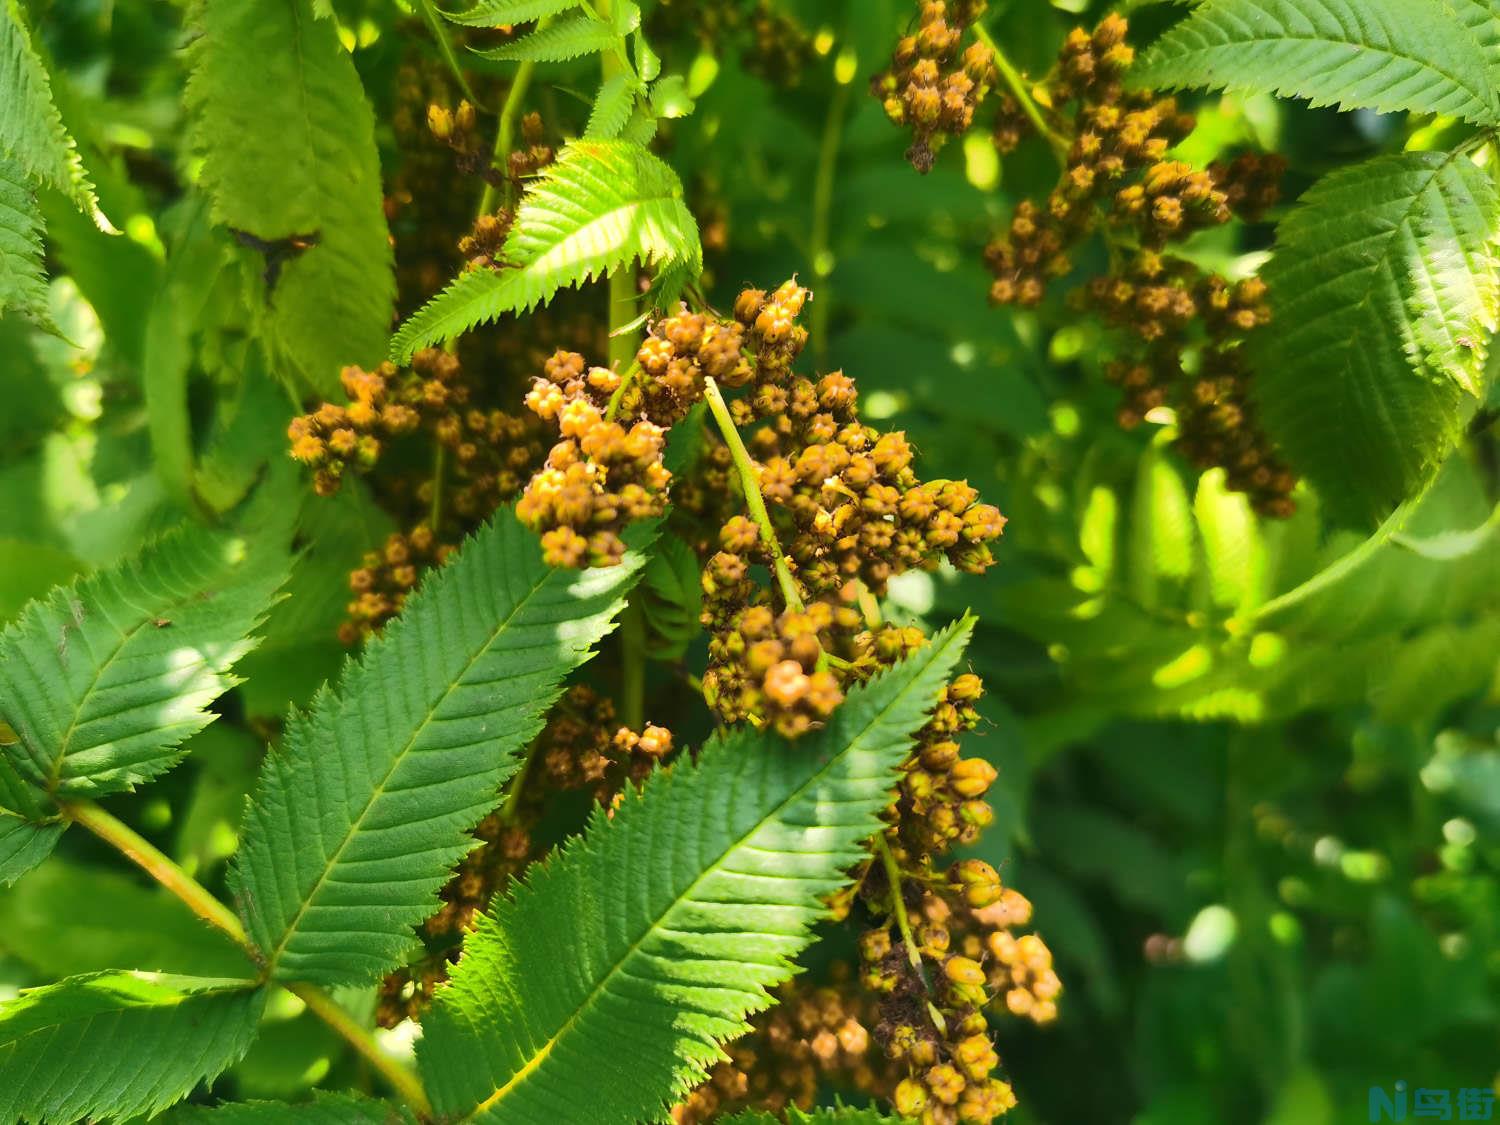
[858,861,1058,1124]
[979,14,1293,515]
[427,102,555,190]
[516,350,671,568]
[980,16,1198,306]
[318,265,1044,1121]
[673,971,898,1123]
[872,7,1297,515]
[872,0,997,172]
[652,0,815,88]
[288,349,546,639]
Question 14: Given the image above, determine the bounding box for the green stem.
[620,601,647,731]
[61,800,433,1121]
[429,443,446,532]
[288,984,432,1119]
[875,834,930,988]
[702,376,805,613]
[972,23,1069,160]
[417,0,477,106]
[595,0,641,367]
[809,80,851,363]
[604,360,640,421]
[479,55,542,215]
[64,799,246,942]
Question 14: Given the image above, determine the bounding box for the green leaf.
[186,0,395,397]
[416,619,974,1124]
[443,0,582,26]
[649,74,695,120]
[585,73,638,139]
[391,140,700,360]
[0,0,98,213]
[1253,150,1500,524]
[0,521,290,814]
[0,156,49,326]
[230,507,653,986]
[235,482,393,720]
[1451,0,1500,71]
[0,856,254,977]
[1133,0,1500,125]
[1393,500,1500,560]
[0,809,61,886]
[168,1092,415,1122]
[474,12,618,62]
[639,534,701,659]
[0,971,265,1123]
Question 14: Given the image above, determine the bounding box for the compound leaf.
[417,619,974,1124]
[0,521,290,816]
[473,11,617,62]
[0,0,97,213]
[231,508,652,986]
[0,155,49,325]
[1254,150,1500,524]
[585,73,639,140]
[391,140,701,361]
[0,809,61,886]
[0,971,264,1123]
[186,0,394,397]
[1134,0,1500,125]
[168,1091,415,1123]
[442,0,582,27]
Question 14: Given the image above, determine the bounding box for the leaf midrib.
[42,574,218,795]
[261,561,565,976]
[466,627,965,1120]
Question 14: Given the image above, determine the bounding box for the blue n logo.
[1370,1082,1409,1122]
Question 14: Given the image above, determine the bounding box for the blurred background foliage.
[1,0,1498,1122]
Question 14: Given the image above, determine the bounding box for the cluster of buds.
[376,803,535,1027]
[458,209,514,272]
[536,684,674,802]
[728,285,1006,599]
[858,859,1058,1125]
[517,350,671,568]
[288,350,541,514]
[872,1,997,173]
[701,600,850,738]
[344,524,452,643]
[1212,151,1286,222]
[673,972,895,1122]
[1052,11,1136,102]
[625,304,753,424]
[969,12,1296,515]
[895,671,997,857]
[288,362,414,497]
[982,16,1195,307]
[1177,350,1298,516]
[1114,159,1231,245]
[428,102,554,188]
[1091,252,1296,514]
[872,876,1059,1121]
[651,0,814,89]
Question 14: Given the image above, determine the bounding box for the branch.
[60,799,434,1120]
[702,375,806,613]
